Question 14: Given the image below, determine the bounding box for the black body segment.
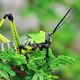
[45,32,50,44]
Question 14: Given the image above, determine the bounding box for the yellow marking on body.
[21,45,32,54]
[26,45,32,50]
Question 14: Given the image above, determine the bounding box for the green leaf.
[50,55,75,69]
[32,73,39,80]
[38,73,43,80]
[1,49,27,66]
[32,73,43,80]
[0,70,9,79]
[0,62,15,79]
[27,60,38,71]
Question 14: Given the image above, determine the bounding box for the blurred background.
[0,0,80,80]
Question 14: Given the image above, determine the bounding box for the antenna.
[50,8,72,36]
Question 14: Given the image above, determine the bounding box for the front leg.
[45,47,51,69]
[46,47,49,63]
[38,43,50,63]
